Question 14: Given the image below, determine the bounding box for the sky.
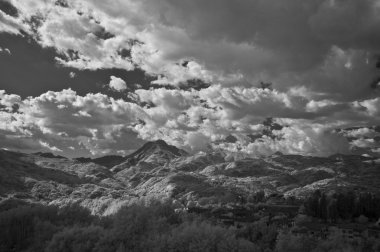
[0,0,379,158]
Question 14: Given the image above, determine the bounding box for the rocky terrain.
[0,140,379,215]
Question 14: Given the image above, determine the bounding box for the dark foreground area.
[1,197,380,252]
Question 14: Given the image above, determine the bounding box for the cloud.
[6,0,134,70]
[339,126,380,155]
[354,98,380,117]
[0,8,26,34]
[0,47,11,55]
[0,85,379,157]
[108,76,127,91]
[342,127,378,138]
[3,0,377,100]
[39,140,63,152]
[131,85,379,155]
[1,0,380,157]
[215,123,351,157]
[2,1,378,91]
[0,89,146,156]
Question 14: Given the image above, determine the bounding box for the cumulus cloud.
[1,0,378,104]
[108,76,127,91]
[3,0,378,92]
[131,85,379,155]
[0,8,26,34]
[339,126,380,155]
[343,127,378,139]
[0,89,146,156]
[39,140,63,152]
[0,85,379,157]
[1,0,380,156]
[215,123,351,157]
[354,98,380,117]
[6,0,134,70]
[0,47,11,55]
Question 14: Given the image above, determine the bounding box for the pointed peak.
[152,139,169,146]
[142,139,179,151]
[132,139,187,158]
[111,140,187,171]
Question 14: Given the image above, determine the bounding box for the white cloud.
[351,138,376,149]
[4,0,380,99]
[215,123,351,157]
[0,85,379,157]
[355,98,380,117]
[1,0,380,156]
[39,140,63,152]
[108,76,127,91]
[343,127,378,138]
[0,10,27,35]
[0,47,11,55]
[0,89,147,156]
[131,85,379,155]
[0,2,365,85]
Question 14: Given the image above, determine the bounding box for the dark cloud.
[0,0,18,17]
[0,33,153,98]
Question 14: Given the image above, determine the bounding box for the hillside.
[75,155,125,169]
[0,141,379,215]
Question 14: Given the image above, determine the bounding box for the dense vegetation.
[304,190,380,221]
[0,198,379,252]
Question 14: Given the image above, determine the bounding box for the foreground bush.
[1,199,379,252]
[165,222,259,252]
[46,226,105,252]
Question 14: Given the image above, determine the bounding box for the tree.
[166,222,259,252]
[46,226,105,252]
[313,232,357,252]
[275,231,316,252]
[319,193,328,220]
[326,198,338,222]
[305,190,321,217]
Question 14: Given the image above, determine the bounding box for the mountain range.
[1,140,379,215]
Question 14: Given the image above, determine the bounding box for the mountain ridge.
[0,141,379,215]
[71,140,188,170]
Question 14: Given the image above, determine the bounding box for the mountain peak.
[154,139,169,146]
[142,139,170,150]
[110,140,187,172]
[137,140,187,158]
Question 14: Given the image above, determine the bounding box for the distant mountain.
[0,141,379,215]
[0,149,131,215]
[33,152,66,159]
[74,140,187,171]
[75,155,125,169]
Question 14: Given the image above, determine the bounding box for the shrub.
[166,222,259,252]
[46,226,105,252]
